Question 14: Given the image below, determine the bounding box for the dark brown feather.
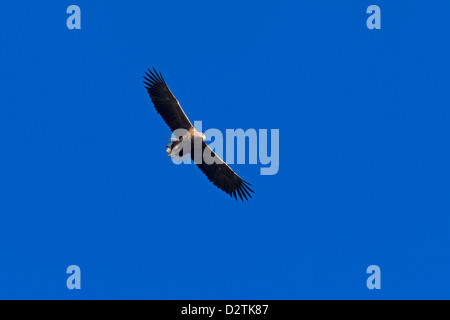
[143,68,193,132]
[191,141,254,201]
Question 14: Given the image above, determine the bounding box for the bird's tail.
[166,137,178,156]
[166,142,173,157]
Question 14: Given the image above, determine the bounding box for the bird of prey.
[143,68,254,201]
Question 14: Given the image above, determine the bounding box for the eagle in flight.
[143,68,254,201]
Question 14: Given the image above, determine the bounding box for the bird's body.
[143,68,254,201]
[165,127,203,159]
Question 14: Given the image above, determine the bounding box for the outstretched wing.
[192,141,254,201]
[143,68,193,132]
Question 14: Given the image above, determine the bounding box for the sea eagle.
[143,68,254,201]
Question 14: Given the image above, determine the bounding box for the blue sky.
[0,0,449,299]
